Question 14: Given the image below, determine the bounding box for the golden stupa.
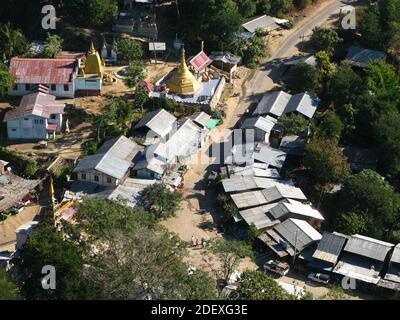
[84,42,104,77]
[167,47,201,96]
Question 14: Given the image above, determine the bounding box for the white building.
[73,136,142,187]
[4,91,65,140]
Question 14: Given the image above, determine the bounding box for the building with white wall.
[4,91,65,140]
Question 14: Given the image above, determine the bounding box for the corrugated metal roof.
[73,136,142,180]
[333,253,382,284]
[10,58,76,84]
[253,143,287,169]
[239,203,279,230]
[190,111,211,128]
[253,91,292,117]
[242,15,280,33]
[269,198,324,221]
[344,234,394,261]
[229,182,301,209]
[188,51,212,71]
[279,135,307,155]
[153,119,204,162]
[133,109,177,138]
[241,115,277,132]
[283,54,316,66]
[345,46,386,68]
[4,92,65,121]
[261,185,307,203]
[221,176,293,193]
[284,92,318,119]
[209,51,241,65]
[390,244,400,264]
[268,218,321,253]
[312,232,348,264]
[231,190,268,209]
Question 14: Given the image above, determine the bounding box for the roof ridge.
[94,136,124,171]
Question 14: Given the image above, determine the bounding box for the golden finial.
[89,41,96,54]
[201,41,204,52]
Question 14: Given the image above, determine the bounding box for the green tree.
[317,111,344,141]
[64,0,118,29]
[207,238,253,285]
[236,0,257,18]
[125,61,146,88]
[0,22,28,59]
[200,0,243,51]
[247,223,262,241]
[181,269,218,300]
[133,86,150,113]
[14,223,95,299]
[23,161,37,179]
[288,62,319,94]
[233,270,294,300]
[43,33,63,58]
[270,0,289,16]
[116,38,143,63]
[0,63,14,97]
[335,211,368,235]
[328,63,365,106]
[76,197,154,242]
[365,59,400,104]
[310,27,342,55]
[257,0,271,14]
[304,138,350,185]
[359,5,383,49]
[372,110,400,175]
[74,197,215,300]
[0,269,21,300]
[279,113,311,135]
[315,50,335,79]
[334,170,400,240]
[243,31,266,68]
[140,183,183,220]
[378,0,400,31]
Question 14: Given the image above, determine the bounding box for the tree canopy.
[0,269,21,300]
[0,63,14,97]
[304,138,350,185]
[333,170,400,240]
[310,27,342,55]
[116,38,144,63]
[232,270,294,300]
[140,183,183,220]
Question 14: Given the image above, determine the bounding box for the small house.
[73,136,142,187]
[4,91,65,140]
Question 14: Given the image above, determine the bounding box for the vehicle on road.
[307,272,330,285]
[264,259,290,276]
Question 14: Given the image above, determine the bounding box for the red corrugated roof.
[10,58,77,84]
[4,92,65,121]
[47,124,58,131]
[188,51,212,72]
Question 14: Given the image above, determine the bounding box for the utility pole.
[292,229,298,267]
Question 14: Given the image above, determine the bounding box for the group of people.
[191,235,206,248]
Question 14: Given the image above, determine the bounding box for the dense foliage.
[140,183,183,220]
[233,270,294,300]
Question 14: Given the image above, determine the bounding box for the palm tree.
[0,23,28,59]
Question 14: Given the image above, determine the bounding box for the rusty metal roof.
[10,58,76,84]
[4,92,65,121]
